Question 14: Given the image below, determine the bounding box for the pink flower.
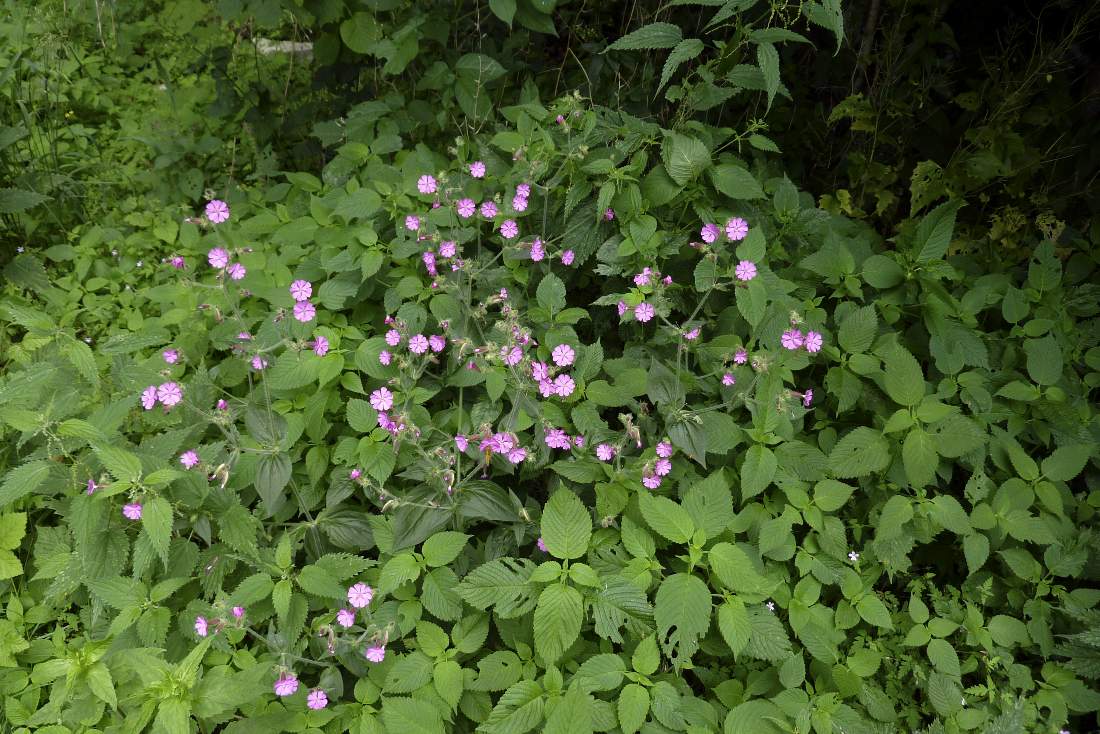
[232,606,245,618]
[556,114,566,124]
[551,344,575,367]
[439,241,457,258]
[141,385,158,410]
[370,387,394,411]
[642,474,662,490]
[662,275,673,285]
[502,346,523,366]
[455,435,468,452]
[573,435,585,448]
[336,608,356,628]
[538,379,555,398]
[457,198,476,218]
[596,444,615,461]
[803,389,814,407]
[205,200,230,224]
[180,450,199,469]
[289,280,312,301]
[512,195,528,212]
[506,447,527,464]
[561,249,575,266]
[293,301,316,323]
[313,335,329,356]
[545,428,571,450]
[429,334,446,353]
[634,268,652,287]
[170,256,185,269]
[781,329,804,350]
[655,458,672,476]
[408,334,429,354]
[122,503,142,520]
[307,689,328,710]
[217,399,228,410]
[86,479,97,495]
[722,372,736,386]
[385,329,402,346]
[379,350,392,366]
[634,302,655,323]
[251,356,268,370]
[480,201,497,218]
[227,262,246,280]
[207,248,229,268]
[531,361,550,381]
[700,223,720,243]
[735,260,757,281]
[157,382,182,407]
[617,301,627,317]
[516,183,531,197]
[537,536,548,552]
[347,582,374,608]
[725,217,749,241]
[405,215,420,231]
[365,646,386,663]
[500,220,519,239]
[734,348,748,364]
[683,328,700,341]
[656,442,673,458]
[417,175,437,194]
[274,675,299,697]
[804,331,823,353]
[238,332,252,341]
[422,251,437,275]
[163,349,179,364]
[195,616,208,637]
[553,374,576,398]
[469,161,486,178]
[530,240,545,262]
[604,208,615,221]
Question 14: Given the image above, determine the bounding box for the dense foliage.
[2,1,1098,733]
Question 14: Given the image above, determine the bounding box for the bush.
[1,1,1098,733]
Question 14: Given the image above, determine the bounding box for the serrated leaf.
[709,164,764,200]
[654,573,711,665]
[638,492,695,543]
[828,428,890,478]
[756,42,779,109]
[740,444,777,500]
[838,305,877,353]
[659,38,705,93]
[141,496,173,566]
[456,557,539,618]
[534,584,584,664]
[882,346,925,406]
[541,491,591,560]
[607,22,682,51]
[914,200,963,262]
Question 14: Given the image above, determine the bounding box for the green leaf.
[756,42,779,109]
[537,273,567,315]
[384,651,434,693]
[0,188,50,214]
[422,532,470,567]
[828,428,890,478]
[963,533,989,575]
[1042,445,1093,482]
[590,575,653,644]
[638,492,695,543]
[708,542,774,596]
[882,346,925,406]
[654,573,711,664]
[662,133,711,186]
[740,445,777,500]
[862,254,904,288]
[544,687,594,734]
[381,696,445,734]
[717,598,752,654]
[255,452,292,506]
[94,445,143,482]
[856,595,893,629]
[533,584,584,664]
[913,200,963,262]
[607,22,682,51]
[489,0,516,26]
[0,512,27,551]
[141,496,173,566]
[86,662,117,708]
[617,683,650,734]
[659,38,705,92]
[735,278,767,326]
[902,428,938,488]
[541,491,591,560]
[0,461,51,507]
[456,557,539,618]
[709,164,765,200]
[926,638,960,677]
[877,495,913,539]
[838,305,877,353]
[813,480,854,512]
[1024,335,1063,385]
[154,698,192,734]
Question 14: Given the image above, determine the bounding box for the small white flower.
[136,260,143,267]
[16,246,24,253]
[848,551,860,562]
[765,601,775,612]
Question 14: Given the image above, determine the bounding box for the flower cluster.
[141,381,183,411]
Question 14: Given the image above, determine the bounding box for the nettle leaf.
[913,200,963,262]
[456,557,539,617]
[591,575,654,643]
[708,542,774,596]
[658,38,705,93]
[541,490,592,560]
[638,492,695,543]
[661,133,711,186]
[534,584,584,664]
[756,42,780,109]
[422,531,470,567]
[537,273,567,315]
[141,496,173,566]
[739,445,777,500]
[709,164,765,200]
[838,305,877,353]
[607,22,682,51]
[1042,445,1093,482]
[882,345,925,406]
[828,428,890,478]
[654,573,711,665]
